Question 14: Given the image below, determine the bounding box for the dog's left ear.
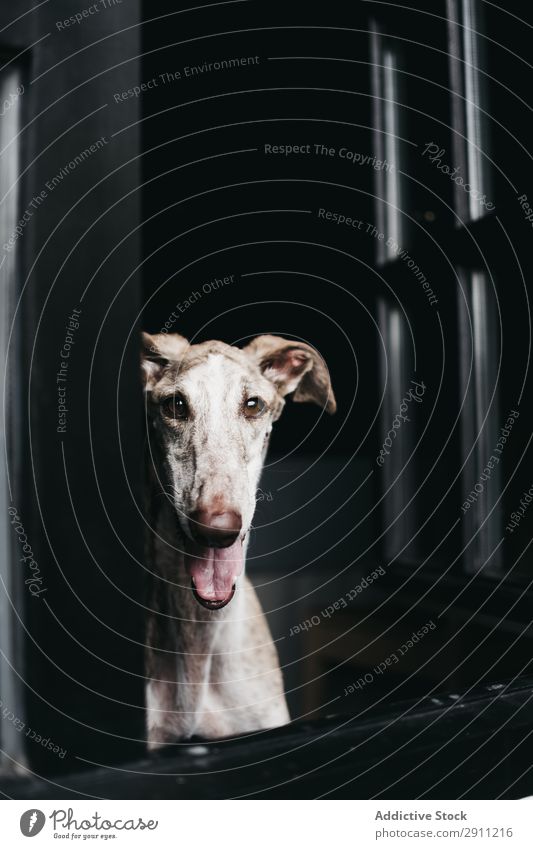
[244,335,336,414]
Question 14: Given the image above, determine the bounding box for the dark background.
[1,0,533,798]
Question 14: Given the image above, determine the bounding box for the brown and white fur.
[141,331,336,748]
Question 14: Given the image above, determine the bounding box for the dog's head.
[141,332,336,610]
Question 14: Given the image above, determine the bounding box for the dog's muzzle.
[188,508,242,548]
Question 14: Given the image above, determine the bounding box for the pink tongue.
[185,540,244,601]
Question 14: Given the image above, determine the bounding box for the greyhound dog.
[141,331,336,748]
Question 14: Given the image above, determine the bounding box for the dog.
[141,331,336,748]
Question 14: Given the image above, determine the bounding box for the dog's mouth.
[191,580,236,610]
[184,539,244,610]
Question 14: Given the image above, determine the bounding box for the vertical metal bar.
[370,22,403,264]
[458,269,501,575]
[0,64,26,772]
[379,300,413,564]
[447,0,491,222]
[471,271,501,572]
[462,0,485,219]
[382,47,403,254]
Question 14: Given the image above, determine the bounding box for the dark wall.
[3,0,145,773]
[141,1,376,460]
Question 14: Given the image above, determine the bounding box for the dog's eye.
[161,394,189,420]
[243,396,266,418]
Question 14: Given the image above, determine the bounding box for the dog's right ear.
[141,331,189,390]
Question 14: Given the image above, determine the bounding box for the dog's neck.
[145,492,248,738]
[143,450,292,745]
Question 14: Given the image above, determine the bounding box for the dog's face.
[141,332,336,610]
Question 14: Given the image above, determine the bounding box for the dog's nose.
[189,508,242,548]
